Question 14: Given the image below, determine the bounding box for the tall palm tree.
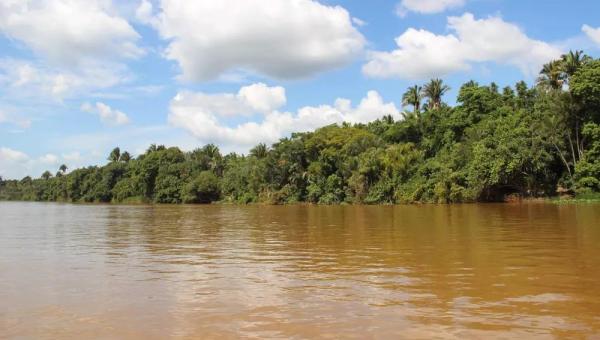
[108,147,120,162]
[202,144,223,174]
[202,144,221,160]
[537,60,565,91]
[120,151,131,162]
[41,171,52,180]
[250,143,268,159]
[422,79,450,110]
[382,114,394,125]
[58,164,67,173]
[561,50,591,82]
[402,85,422,113]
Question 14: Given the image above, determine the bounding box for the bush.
[181,171,221,203]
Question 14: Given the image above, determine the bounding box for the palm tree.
[202,144,223,174]
[59,164,67,173]
[41,171,52,180]
[490,82,499,93]
[422,79,450,110]
[108,147,120,162]
[537,60,565,91]
[561,50,591,79]
[120,151,131,162]
[250,143,268,159]
[202,144,221,160]
[402,85,422,113]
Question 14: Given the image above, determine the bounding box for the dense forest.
[1,51,600,204]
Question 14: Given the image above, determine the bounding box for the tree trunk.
[553,142,572,179]
[567,132,577,166]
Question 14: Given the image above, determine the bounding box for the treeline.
[1,51,600,204]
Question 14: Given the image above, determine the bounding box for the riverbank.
[548,192,600,204]
[3,194,600,206]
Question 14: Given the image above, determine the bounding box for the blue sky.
[1,0,600,179]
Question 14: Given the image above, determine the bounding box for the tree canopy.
[2,51,600,204]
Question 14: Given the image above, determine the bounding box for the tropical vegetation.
[1,51,600,204]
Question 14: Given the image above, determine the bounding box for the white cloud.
[582,24,600,46]
[135,0,156,25]
[0,147,29,163]
[0,147,79,179]
[0,109,31,129]
[0,0,143,67]
[352,17,366,27]
[363,13,562,79]
[143,0,365,81]
[62,151,82,162]
[81,102,130,125]
[396,0,465,16]
[171,83,286,118]
[0,1,140,104]
[0,147,31,179]
[237,83,287,113]
[168,84,400,150]
[0,59,130,101]
[39,153,59,164]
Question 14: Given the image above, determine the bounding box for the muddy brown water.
[1,202,600,339]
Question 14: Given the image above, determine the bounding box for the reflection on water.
[1,202,600,338]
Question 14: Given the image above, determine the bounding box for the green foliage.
[570,60,600,112]
[181,171,220,203]
[575,123,600,192]
[108,147,121,163]
[2,52,600,204]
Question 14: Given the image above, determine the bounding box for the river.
[1,202,600,338]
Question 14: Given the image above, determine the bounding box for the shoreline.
[2,196,599,206]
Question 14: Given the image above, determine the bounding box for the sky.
[1,0,600,179]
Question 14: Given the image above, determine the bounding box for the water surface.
[1,202,600,339]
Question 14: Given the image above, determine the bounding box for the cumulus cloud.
[0,1,141,104]
[0,147,31,179]
[582,25,600,46]
[0,147,29,163]
[0,109,31,129]
[396,0,465,16]
[62,151,82,162]
[39,153,59,164]
[183,82,286,118]
[168,84,400,150]
[0,0,143,67]
[81,102,130,126]
[0,59,128,101]
[363,13,562,79]
[0,147,75,179]
[142,0,365,81]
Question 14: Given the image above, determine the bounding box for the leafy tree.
[3,52,600,204]
[571,60,600,116]
[181,171,221,203]
[575,123,600,192]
